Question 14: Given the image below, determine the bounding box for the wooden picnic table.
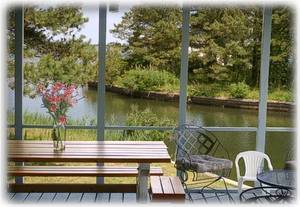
[8,140,171,202]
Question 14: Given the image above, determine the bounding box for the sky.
[80,6,129,44]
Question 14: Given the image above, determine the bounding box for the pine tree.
[7,6,98,95]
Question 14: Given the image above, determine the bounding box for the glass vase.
[52,125,66,152]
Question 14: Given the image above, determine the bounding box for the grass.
[188,83,294,102]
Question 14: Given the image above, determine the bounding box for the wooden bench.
[8,165,163,177]
[150,176,185,202]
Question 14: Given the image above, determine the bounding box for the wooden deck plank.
[95,193,110,202]
[66,193,82,202]
[170,176,185,194]
[202,192,221,203]
[9,183,136,193]
[214,192,234,203]
[23,192,42,202]
[230,193,240,203]
[8,192,15,200]
[52,193,69,202]
[110,193,123,202]
[10,147,168,151]
[39,193,56,202]
[150,176,163,194]
[10,150,169,155]
[11,193,29,202]
[160,176,174,194]
[9,166,163,177]
[8,141,168,150]
[189,193,207,203]
[8,140,167,145]
[124,193,136,203]
[81,193,96,202]
[9,149,168,157]
[7,192,241,204]
[9,155,170,163]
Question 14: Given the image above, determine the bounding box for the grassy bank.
[111,68,293,102]
[188,83,293,102]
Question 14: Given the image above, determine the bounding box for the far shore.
[87,82,294,112]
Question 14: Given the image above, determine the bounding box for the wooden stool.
[150,176,185,202]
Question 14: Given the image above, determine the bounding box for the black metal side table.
[257,169,295,190]
[240,169,295,203]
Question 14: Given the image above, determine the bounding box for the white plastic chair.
[235,151,273,193]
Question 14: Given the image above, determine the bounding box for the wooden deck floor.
[8,191,241,204]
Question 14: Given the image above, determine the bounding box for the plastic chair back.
[236,151,273,179]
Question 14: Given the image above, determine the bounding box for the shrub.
[188,83,230,98]
[189,83,218,97]
[105,45,126,85]
[124,106,174,141]
[118,66,178,92]
[229,82,250,99]
[269,89,293,102]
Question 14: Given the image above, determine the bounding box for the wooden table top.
[8,140,171,163]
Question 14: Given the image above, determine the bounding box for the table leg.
[137,163,150,202]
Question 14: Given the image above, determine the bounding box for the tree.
[112,6,294,90]
[269,7,294,88]
[105,43,126,85]
[190,7,295,89]
[190,8,260,84]
[111,7,182,74]
[7,6,98,95]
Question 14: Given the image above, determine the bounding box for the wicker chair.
[173,124,233,201]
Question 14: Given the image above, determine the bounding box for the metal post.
[97,4,107,184]
[15,7,24,184]
[178,7,190,127]
[256,7,272,153]
[177,6,190,177]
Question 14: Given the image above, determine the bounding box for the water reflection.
[7,86,294,128]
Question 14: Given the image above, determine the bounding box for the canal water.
[7,87,295,179]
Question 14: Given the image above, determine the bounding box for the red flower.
[47,96,61,103]
[58,116,67,125]
[37,82,80,127]
[50,104,57,112]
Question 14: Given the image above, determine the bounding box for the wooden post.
[136,163,150,202]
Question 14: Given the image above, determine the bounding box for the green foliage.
[228,82,250,99]
[7,7,97,94]
[111,7,182,74]
[8,108,174,142]
[269,8,294,88]
[189,83,224,97]
[24,38,98,87]
[113,7,294,90]
[105,44,127,85]
[125,106,174,141]
[8,7,88,56]
[268,89,293,102]
[117,66,179,92]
